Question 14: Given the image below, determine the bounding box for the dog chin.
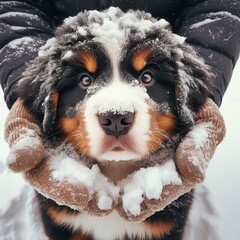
[96,151,143,162]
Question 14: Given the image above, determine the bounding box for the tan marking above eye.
[77,51,97,73]
[132,48,152,71]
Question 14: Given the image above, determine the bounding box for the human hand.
[4,99,119,216]
[24,151,119,216]
[4,99,45,172]
[117,160,182,222]
[117,98,226,222]
[175,98,226,183]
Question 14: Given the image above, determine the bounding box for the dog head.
[19,8,211,163]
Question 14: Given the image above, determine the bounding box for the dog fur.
[19,8,211,240]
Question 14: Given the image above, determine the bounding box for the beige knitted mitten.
[176,98,226,183]
[117,98,226,222]
[24,159,90,211]
[4,99,45,172]
[5,99,113,215]
[4,98,225,219]
[24,159,114,215]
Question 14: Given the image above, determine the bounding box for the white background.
[0,60,239,239]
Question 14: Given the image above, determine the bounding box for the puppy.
[19,8,211,240]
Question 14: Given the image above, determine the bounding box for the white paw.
[92,165,120,210]
[120,159,182,216]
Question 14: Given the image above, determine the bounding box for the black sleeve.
[0,0,55,108]
[176,0,240,106]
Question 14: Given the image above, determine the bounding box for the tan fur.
[58,113,91,156]
[51,90,59,114]
[144,220,175,237]
[147,110,176,153]
[98,160,148,184]
[47,207,75,225]
[132,48,152,71]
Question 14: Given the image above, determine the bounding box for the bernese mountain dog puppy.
[19,8,211,240]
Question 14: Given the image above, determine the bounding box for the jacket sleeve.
[0,0,54,109]
[177,0,240,106]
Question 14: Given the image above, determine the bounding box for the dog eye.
[78,74,93,88]
[139,71,155,86]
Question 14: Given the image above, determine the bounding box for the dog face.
[56,43,178,162]
[20,8,211,162]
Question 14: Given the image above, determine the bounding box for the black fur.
[36,191,193,240]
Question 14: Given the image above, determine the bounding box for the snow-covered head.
[19,7,211,162]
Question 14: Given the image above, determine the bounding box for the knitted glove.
[117,98,226,222]
[24,159,112,216]
[5,100,115,216]
[4,99,45,172]
[4,99,115,215]
[24,159,89,211]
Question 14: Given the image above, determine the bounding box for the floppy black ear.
[174,47,211,130]
[18,54,61,137]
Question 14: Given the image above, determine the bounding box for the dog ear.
[174,48,211,130]
[18,54,61,137]
[43,89,59,136]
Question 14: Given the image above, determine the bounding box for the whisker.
[148,127,175,152]
[46,129,64,139]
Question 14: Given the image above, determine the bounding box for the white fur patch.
[120,160,182,216]
[84,81,152,161]
[59,211,150,240]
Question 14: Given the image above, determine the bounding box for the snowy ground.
[0,60,239,239]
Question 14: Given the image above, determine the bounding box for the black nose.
[98,112,134,138]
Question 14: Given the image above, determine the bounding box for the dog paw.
[49,153,119,215]
[85,165,120,215]
[85,192,113,216]
[117,160,182,221]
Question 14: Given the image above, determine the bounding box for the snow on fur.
[19,7,210,141]
[47,144,181,213]
[120,160,182,216]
